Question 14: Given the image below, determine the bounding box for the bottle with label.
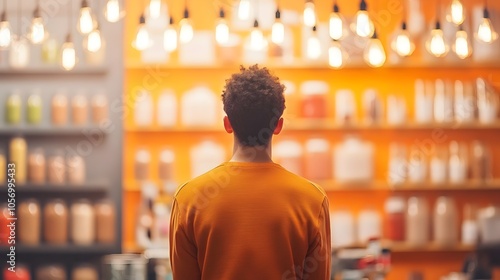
[10,137,27,185]
[430,146,447,184]
[408,147,428,183]
[135,149,151,182]
[470,141,491,181]
[385,196,406,241]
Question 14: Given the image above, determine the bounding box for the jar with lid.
[0,149,6,183]
[135,149,151,181]
[304,138,331,180]
[44,199,68,244]
[71,199,95,245]
[3,264,31,280]
[406,196,430,246]
[274,140,303,176]
[48,150,65,184]
[433,196,458,246]
[181,87,218,127]
[91,94,108,124]
[71,94,88,125]
[10,137,27,185]
[36,264,66,280]
[462,203,478,245]
[190,140,226,178]
[95,199,116,244]
[300,81,329,119]
[51,93,68,125]
[67,155,85,184]
[27,93,43,124]
[28,148,46,184]
[18,199,41,245]
[6,93,22,124]
[385,196,406,241]
[0,204,10,244]
[72,264,98,280]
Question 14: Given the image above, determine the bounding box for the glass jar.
[300,81,329,119]
[95,199,116,244]
[72,94,88,125]
[10,137,27,185]
[44,199,68,244]
[434,196,458,246]
[36,264,66,280]
[135,149,151,181]
[67,155,85,184]
[385,196,406,241]
[158,149,175,182]
[28,148,46,184]
[406,196,430,246]
[91,94,108,124]
[18,199,41,245]
[71,199,95,245]
[27,93,43,124]
[51,93,68,125]
[304,138,330,180]
[6,93,22,124]
[48,151,65,184]
[72,264,98,280]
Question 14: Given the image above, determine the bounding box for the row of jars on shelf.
[3,92,109,126]
[130,78,499,128]
[0,137,86,185]
[0,199,115,246]
[3,263,98,280]
[331,196,499,248]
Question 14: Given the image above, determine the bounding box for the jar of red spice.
[384,196,406,242]
[300,81,329,119]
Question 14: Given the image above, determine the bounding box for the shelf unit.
[0,244,118,255]
[0,66,108,75]
[335,242,475,253]
[0,183,108,195]
[0,127,109,136]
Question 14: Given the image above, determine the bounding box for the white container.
[357,209,381,243]
[454,81,475,123]
[333,136,374,182]
[387,95,407,125]
[304,138,330,180]
[448,141,467,183]
[181,86,218,127]
[430,150,447,184]
[71,200,95,245]
[406,196,430,246]
[157,90,177,127]
[388,143,407,185]
[335,90,356,125]
[274,140,303,175]
[408,148,427,183]
[414,79,433,124]
[478,205,500,244]
[462,220,478,245]
[330,210,356,248]
[476,78,499,124]
[434,79,454,123]
[134,90,154,126]
[190,141,225,178]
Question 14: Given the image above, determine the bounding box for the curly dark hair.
[222,65,286,147]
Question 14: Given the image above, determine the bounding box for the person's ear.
[223,116,233,133]
[273,117,284,135]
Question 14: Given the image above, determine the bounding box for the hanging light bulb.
[104,0,123,23]
[391,22,415,57]
[453,25,472,59]
[148,0,161,19]
[306,26,321,60]
[447,0,465,25]
[0,9,12,49]
[364,30,386,67]
[329,39,347,68]
[426,21,449,57]
[476,7,498,44]
[77,0,96,35]
[29,4,46,44]
[86,25,102,52]
[329,1,345,40]
[61,34,76,70]
[132,13,151,50]
[10,37,30,68]
[179,7,193,44]
[163,16,177,52]
[215,7,229,45]
[352,0,374,38]
[238,0,251,21]
[271,8,285,45]
[303,0,316,28]
[249,19,265,50]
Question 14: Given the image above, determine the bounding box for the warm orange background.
[123,0,500,279]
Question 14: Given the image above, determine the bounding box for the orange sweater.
[170,162,331,280]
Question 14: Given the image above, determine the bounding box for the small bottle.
[6,93,22,125]
[363,89,383,125]
[10,137,27,185]
[51,93,68,125]
[91,94,109,124]
[27,93,43,125]
[388,143,407,185]
[470,141,491,181]
[430,147,447,184]
[461,204,478,245]
[157,90,177,127]
[28,148,46,184]
[48,150,66,184]
[434,196,458,246]
[135,149,151,181]
[134,90,154,126]
[449,141,467,183]
[0,150,6,183]
[67,155,86,184]
[72,94,89,125]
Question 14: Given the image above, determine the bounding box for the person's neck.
[229,138,273,163]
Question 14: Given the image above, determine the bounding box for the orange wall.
[123,0,500,279]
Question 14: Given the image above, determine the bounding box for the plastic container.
[91,94,109,124]
[430,147,447,184]
[71,199,96,245]
[300,81,329,119]
[335,90,356,125]
[478,205,500,244]
[48,151,66,184]
[157,90,177,127]
[388,143,407,185]
[18,199,41,245]
[274,140,303,176]
[385,196,406,241]
[408,147,427,183]
[10,137,27,185]
[448,141,467,183]
[433,196,458,246]
[414,79,433,124]
[67,155,86,184]
[44,199,68,244]
[333,136,374,182]
[6,93,22,124]
[462,204,478,245]
[406,196,430,246]
[51,93,68,125]
[190,141,225,178]
[357,209,381,243]
[27,93,43,124]
[28,148,46,184]
[134,90,154,126]
[71,94,88,125]
[181,86,218,127]
[330,210,355,247]
[95,200,116,244]
[135,149,151,181]
[304,138,330,180]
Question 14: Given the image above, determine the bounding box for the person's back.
[170,65,331,280]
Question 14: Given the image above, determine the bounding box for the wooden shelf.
[0,126,109,136]
[0,244,118,254]
[124,121,500,133]
[335,241,474,253]
[0,65,108,75]
[0,182,108,195]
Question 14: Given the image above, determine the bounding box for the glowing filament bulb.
[86,28,102,52]
[249,20,265,50]
[352,0,374,38]
[426,22,449,57]
[306,26,321,60]
[329,3,345,40]
[271,9,285,45]
[148,0,161,19]
[303,1,316,28]
[329,40,347,68]
[163,18,177,52]
[391,22,415,57]
[30,8,46,44]
[215,8,229,45]
[0,12,11,48]
[449,0,465,25]
[78,0,95,35]
[364,32,386,67]
[61,35,76,70]
[133,15,151,50]
[105,0,122,22]
[179,9,193,44]
[238,0,251,21]
[476,9,498,44]
[453,28,471,59]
